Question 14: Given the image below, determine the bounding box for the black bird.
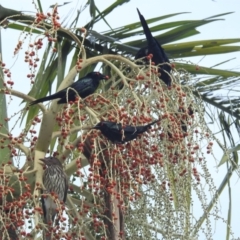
[29,72,108,105]
[135,8,171,86]
[94,120,160,144]
[40,157,68,239]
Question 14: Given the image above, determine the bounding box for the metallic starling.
[93,119,160,144]
[135,8,171,86]
[40,157,68,231]
[29,72,108,106]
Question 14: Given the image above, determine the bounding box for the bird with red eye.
[29,72,109,106]
[40,157,68,240]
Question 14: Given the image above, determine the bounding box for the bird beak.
[104,75,109,80]
[39,158,46,165]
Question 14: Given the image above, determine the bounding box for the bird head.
[86,72,109,81]
[39,157,62,167]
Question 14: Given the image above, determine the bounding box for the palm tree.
[0,1,239,239]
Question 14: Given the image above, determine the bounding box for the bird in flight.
[94,119,160,144]
[135,8,171,86]
[29,72,108,105]
[40,157,68,239]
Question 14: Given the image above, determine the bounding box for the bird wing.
[105,122,122,131]
[101,123,122,138]
[98,122,123,143]
[41,191,57,223]
[123,125,138,134]
[70,77,92,90]
[29,78,88,105]
[70,76,97,98]
[30,73,102,105]
[117,125,141,143]
[56,79,89,104]
[63,173,68,203]
[41,189,47,222]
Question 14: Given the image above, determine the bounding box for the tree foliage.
[0,1,239,239]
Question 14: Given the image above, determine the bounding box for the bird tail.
[93,122,102,130]
[148,119,161,127]
[29,93,60,106]
[136,119,160,134]
[137,8,154,46]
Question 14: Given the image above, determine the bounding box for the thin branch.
[65,156,89,175]
[133,219,183,238]
[191,168,233,237]
[193,91,240,120]
[52,125,91,139]
[0,88,47,112]
[68,182,95,204]
[67,196,95,240]
[0,132,30,155]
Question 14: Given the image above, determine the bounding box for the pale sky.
[1,0,240,239]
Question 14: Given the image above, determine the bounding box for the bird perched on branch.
[94,120,160,144]
[40,157,68,239]
[29,72,108,106]
[135,8,171,86]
